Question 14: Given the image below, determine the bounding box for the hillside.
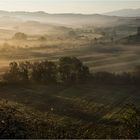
[0,82,140,138]
[0,10,139,27]
[104,8,140,17]
[0,0,140,139]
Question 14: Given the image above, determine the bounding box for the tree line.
[3,57,90,85]
[3,57,140,85]
[92,64,140,85]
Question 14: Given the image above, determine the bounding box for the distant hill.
[0,10,119,27]
[0,10,139,28]
[104,8,140,17]
[0,11,139,28]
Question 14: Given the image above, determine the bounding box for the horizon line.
[0,7,139,15]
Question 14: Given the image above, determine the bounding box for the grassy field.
[0,83,139,123]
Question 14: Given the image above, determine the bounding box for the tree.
[3,62,20,83]
[3,57,90,85]
[58,57,90,84]
[40,61,57,84]
[30,60,57,84]
[18,62,31,82]
[13,32,27,40]
[3,62,31,83]
[38,36,46,41]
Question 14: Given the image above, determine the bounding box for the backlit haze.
[0,0,139,14]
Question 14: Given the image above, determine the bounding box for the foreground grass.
[0,82,140,138]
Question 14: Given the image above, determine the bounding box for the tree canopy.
[3,57,90,85]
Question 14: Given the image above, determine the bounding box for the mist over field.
[0,1,140,139]
[0,10,139,74]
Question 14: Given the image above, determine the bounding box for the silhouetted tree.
[3,57,91,85]
[40,61,57,84]
[58,57,90,84]
[31,60,57,84]
[3,62,20,83]
[18,62,31,82]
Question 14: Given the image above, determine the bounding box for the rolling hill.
[104,8,140,17]
[0,10,139,27]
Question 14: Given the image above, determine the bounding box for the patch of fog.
[90,59,140,72]
[0,26,15,31]
[0,60,10,67]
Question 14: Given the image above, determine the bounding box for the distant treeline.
[3,57,140,85]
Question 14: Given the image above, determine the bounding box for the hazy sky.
[0,0,139,14]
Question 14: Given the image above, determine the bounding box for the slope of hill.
[0,82,140,138]
[0,10,138,27]
[104,8,140,17]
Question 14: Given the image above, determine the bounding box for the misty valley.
[0,10,140,139]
